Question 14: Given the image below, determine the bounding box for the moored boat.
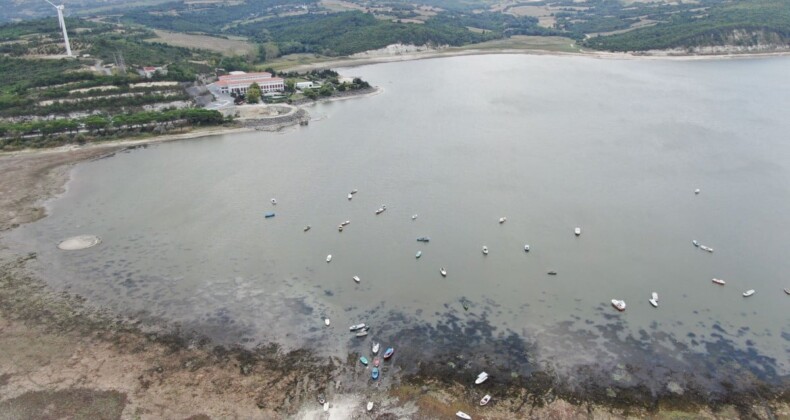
[371,367,379,380]
[456,411,472,420]
[375,206,386,215]
[524,244,530,252]
[318,394,325,405]
[304,225,311,232]
[412,214,418,220]
[353,275,361,283]
[348,194,353,200]
[695,188,700,195]
[324,318,330,326]
[265,212,275,218]
[712,278,726,285]
[482,246,488,255]
[271,198,277,205]
[383,347,394,359]
[349,323,366,331]
[323,402,329,411]
[700,245,714,253]
[649,298,658,308]
[475,371,488,384]
[338,225,343,232]
[356,331,368,337]
[341,220,350,226]
[692,240,699,247]
[547,271,557,275]
[499,217,506,224]
[743,289,755,297]
[611,299,626,311]
[417,237,431,242]
[360,356,369,366]
[480,394,491,406]
[372,342,380,354]
[651,292,658,301]
[785,288,790,295]
[416,251,422,259]
[373,357,380,367]
[367,401,373,411]
[350,189,358,195]
[440,268,447,277]
[326,254,332,262]
[575,227,581,236]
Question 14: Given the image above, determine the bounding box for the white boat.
[356,331,368,337]
[349,323,366,331]
[785,288,790,295]
[350,189,358,195]
[611,299,626,311]
[324,318,330,326]
[323,402,329,411]
[649,298,658,308]
[575,227,581,236]
[692,240,699,247]
[326,254,332,262]
[480,394,491,406]
[695,188,700,195]
[412,214,418,220]
[375,207,385,215]
[348,194,353,200]
[499,217,506,224]
[651,292,658,301]
[700,245,714,253]
[475,372,488,384]
[416,251,422,259]
[712,278,726,285]
[271,198,277,205]
[440,268,447,277]
[456,412,472,420]
[524,244,530,252]
[743,289,755,297]
[372,342,380,354]
[341,220,350,226]
[367,402,373,411]
[482,246,488,255]
[353,275,360,283]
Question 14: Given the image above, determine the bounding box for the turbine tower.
[45,0,72,57]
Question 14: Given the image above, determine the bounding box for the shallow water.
[8,54,790,394]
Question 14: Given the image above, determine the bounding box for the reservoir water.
[8,54,790,395]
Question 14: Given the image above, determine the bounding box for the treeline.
[583,0,790,51]
[1,92,191,118]
[0,109,225,148]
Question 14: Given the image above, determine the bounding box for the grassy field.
[457,35,581,53]
[146,30,257,56]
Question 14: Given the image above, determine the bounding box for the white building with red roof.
[215,71,285,95]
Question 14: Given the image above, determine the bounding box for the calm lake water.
[8,54,790,395]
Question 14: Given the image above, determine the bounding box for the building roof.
[215,77,284,88]
[218,71,273,82]
[143,67,158,72]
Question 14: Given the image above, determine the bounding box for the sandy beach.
[1,49,789,419]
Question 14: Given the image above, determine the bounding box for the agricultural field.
[147,30,257,57]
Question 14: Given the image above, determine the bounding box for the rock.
[667,381,684,395]
[240,363,253,375]
[421,386,429,394]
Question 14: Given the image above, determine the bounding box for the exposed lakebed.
[7,55,790,400]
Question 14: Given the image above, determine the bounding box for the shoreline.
[1,61,789,418]
[278,46,790,72]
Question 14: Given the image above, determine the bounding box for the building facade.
[216,71,285,95]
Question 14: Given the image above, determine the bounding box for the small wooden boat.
[440,268,447,277]
[372,342,380,354]
[349,323,366,331]
[318,394,326,405]
[265,212,275,218]
[324,318,330,326]
[375,205,386,215]
[456,411,472,420]
[417,237,430,242]
[416,251,422,258]
[499,217,506,224]
[700,245,714,253]
[575,227,581,236]
[695,188,700,195]
[692,240,699,247]
[482,246,488,255]
[356,331,368,337]
[785,288,790,295]
[367,402,373,411]
[304,225,311,232]
[326,254,332,262]
[712,278,726,285]
[323,402,329,411]
[353,275,360,283]
[350,189,358,195]
[412,214,418,220]
[341,220,350,226]
[480,394,491,406]
[373,357,380,367]
[743,289,755,297]
[475,372,488,384]
[360,356,369,365]
[271,198,277,205]
[611,299,626,311]
[371,367,379,380]
[524,244,530,252]
[348,194,353,200]
[649,298,658,308]
[383,347,394,359]
[547,271,557,275]
[338,225,343,232]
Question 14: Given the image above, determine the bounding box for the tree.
[247,82,261,104]
[285,80,295,93]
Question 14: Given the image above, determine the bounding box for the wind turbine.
[44,0,73,57]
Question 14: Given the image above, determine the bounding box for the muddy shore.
[0,83,789,419]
